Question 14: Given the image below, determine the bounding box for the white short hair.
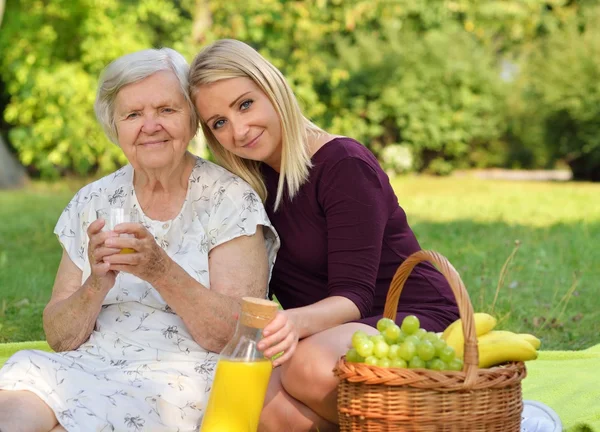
[94,48,198,144]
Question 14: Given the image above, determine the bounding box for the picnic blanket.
[1,341,598,431]
[522,343,600,432]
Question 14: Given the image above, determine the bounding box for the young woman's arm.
[260,154,391,365]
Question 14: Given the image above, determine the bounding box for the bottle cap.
[240,297,279,329]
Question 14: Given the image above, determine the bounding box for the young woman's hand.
[102,222,172,286]
[258,310,299,367]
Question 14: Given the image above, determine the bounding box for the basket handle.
[383,250,479,389]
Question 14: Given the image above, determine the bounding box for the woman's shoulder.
[313,136,379,166]
[188,156,262,209]
[312,136,380,172]
[189,156,253,189]
[65,165,133,212]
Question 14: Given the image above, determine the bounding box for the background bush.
[1,0,599,180]
[506,7,600,180]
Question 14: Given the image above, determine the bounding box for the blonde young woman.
[190,39,459,431]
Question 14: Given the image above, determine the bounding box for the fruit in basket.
[477,331,538,367]
[346,314,541,371]
[478,330,542,350]
[346,315,465,371]
[441,313,498,356]
[518,333,542,349]
[401,315,420,335]
[440,314,542,368]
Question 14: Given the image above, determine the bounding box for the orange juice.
[200,359,272,432]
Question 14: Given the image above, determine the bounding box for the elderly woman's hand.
[258,310,299,367]
[87,219,121,293]
[102,222,172,286]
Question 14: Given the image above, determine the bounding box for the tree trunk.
[0,0,29,189]
[193,0,212,44]
[0,135,28,189]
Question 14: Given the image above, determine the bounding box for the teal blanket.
[1,341,598,431]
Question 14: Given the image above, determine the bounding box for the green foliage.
[1,0,599,179]
[0,0,195,177]
[509,8,600,180]
[322,25,507,174]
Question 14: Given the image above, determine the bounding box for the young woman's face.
[114,71,193,171]
[194,77,283,171]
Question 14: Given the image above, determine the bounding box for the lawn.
[1,175,599,350]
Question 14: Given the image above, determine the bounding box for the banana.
[518,333,542,350]
[473,330,542,350]
[442,313,498,358]
[477,331,538,368]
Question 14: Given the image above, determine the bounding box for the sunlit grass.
[1,175,599,350]
[392,176,600,350]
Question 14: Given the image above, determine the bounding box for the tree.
[0,0,29,189]
[0,0,196,178]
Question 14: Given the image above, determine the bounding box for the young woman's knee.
[281,351,338,399]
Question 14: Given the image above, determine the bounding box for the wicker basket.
[334,250,527,431]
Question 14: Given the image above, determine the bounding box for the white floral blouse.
[0,156,279,432]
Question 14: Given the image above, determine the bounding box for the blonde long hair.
[189,39,324,210]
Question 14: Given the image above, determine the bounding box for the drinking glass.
[96,208,140,254]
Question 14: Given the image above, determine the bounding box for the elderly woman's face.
[114,71,193,170]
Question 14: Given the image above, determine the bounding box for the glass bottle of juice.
[200,296,279,432]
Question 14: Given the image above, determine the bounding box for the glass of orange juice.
[96,208,140,254]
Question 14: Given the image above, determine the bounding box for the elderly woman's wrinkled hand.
[87,219,121,292]
[258,310,299,367]
[102,222,172,286]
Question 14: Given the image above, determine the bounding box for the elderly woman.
[0,48,278,432]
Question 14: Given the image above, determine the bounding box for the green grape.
[377,357,391,368]
[373,341,390,359]
[398,340,417,361]
[396,330,406,343]
[401,315,420,335]
[351,331,369,349]
[369,334,385,344]
[429,358,447,371]
[404,335,420,346]
[383,324,402,344]
[433,338,447,356]
[439,346,456,363]
[447,358,464,371]
[388,344,401,360]
[423,331,440,344]
[345,348,364,363]
[355,339,374,358]
[414,328,427,339]
[409,356,426,369]
[416,340,435,361]
[391,358,408,368]
[376,317,395,333]
[365,356,378,366]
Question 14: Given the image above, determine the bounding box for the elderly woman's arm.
[105,224,269,353]
[43,219,120,352]
[43,251,108,351]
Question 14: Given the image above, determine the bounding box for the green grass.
[0,180,86,342]
[1,176,599,350]
[392,175,600,350]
